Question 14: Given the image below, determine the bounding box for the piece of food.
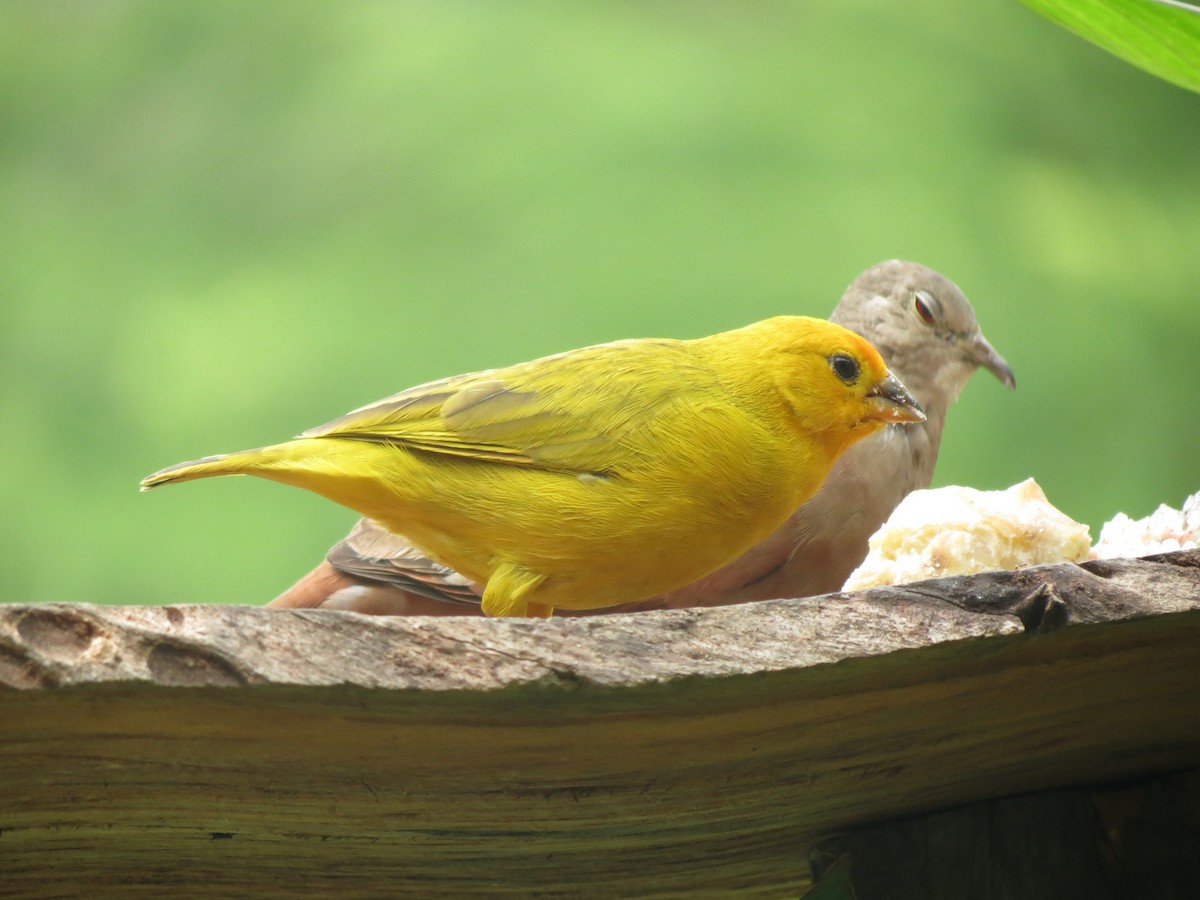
[1092,491,1200,559]
[842,479,1091,590]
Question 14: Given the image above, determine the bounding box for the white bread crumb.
[843,478,1092,590]
[1091,491,1200,559]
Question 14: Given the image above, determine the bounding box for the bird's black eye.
[829,352,860,385]
[913,290,937,325]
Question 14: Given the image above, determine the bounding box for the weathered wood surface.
[1,550,1198,898]
[810,769,1200,900]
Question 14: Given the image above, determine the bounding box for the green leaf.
[1019,0,1200,94]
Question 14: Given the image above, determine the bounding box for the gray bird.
[268,260,1015,615]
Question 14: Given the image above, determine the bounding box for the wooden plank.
[1,551,1198,897]
[811,770,1200,900]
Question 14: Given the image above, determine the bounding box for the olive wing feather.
[300,339,704,475]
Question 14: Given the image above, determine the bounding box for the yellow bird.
[140,316,924,617]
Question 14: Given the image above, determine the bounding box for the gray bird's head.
[830,260,1015,421]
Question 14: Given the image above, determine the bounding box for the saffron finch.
[141,316,923,617]
[271,260,1013,616]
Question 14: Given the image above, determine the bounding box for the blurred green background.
[2,1,1197,606]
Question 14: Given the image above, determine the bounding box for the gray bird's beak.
[963,333,1016,390]
[865,371,926,424]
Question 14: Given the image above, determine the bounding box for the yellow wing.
[301,338,709,476]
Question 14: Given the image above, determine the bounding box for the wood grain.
[1,551,1198,897]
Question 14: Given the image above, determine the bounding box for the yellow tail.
[140,437,420,531]
[140,443,301,491]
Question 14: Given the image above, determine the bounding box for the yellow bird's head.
[729,316,926,448]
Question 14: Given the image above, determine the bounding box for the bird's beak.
[963,333,1016,390]
[865,371,926,424]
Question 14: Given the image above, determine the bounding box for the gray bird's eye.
[913,290,939,325]
[828,352,860,385]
